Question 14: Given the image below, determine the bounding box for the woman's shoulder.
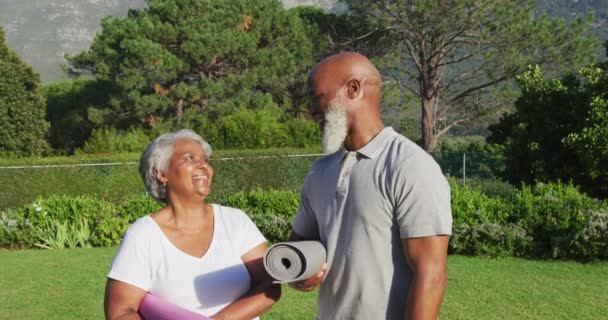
[213,204,251,223]
[124,215,157,238]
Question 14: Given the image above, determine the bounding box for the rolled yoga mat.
[263,241,327,283]
[139,293,212,320]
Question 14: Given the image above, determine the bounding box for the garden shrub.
[214,108,289,149]
[2,185,607,261]
[220,188,299,243]
[284,118,321,148]
[450,181,510,225]
[570,210,608,261]
[116,193,162,223]
[508,182,605,258]
[77,127,150,154]
[1,195,125,248]
[449,222,532,257]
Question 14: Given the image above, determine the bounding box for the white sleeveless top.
[107,204,266,318]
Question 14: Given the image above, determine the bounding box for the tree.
[344,0,597,152]
[0,27,49,156]
[43,79,119,153]
[65,0,323,130]
[488,63,608,198]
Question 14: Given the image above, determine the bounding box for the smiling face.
[159,138,214,201]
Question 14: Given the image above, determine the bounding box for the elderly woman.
[104,129,280,320]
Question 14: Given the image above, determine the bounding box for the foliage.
[344,0,597,152]
[508,182,605,258]
[435,136,503,154]
[570,210,608,261]
[65,0,322,130]
[0,27,50,156]
[42,79,118,153]
[489,62,608,198]
[2,182,607,260]
[449,222,532,257]
[76,127,151,154]
[213,107,289,149]
[34,218,92,249]
[220,188,300,243]
[449,181,510,225]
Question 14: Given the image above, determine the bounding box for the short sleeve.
[291,174,319,239]
[107,224,152,291]
[393,154,452,239]
[235,210,267,257]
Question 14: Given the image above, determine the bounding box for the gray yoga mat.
[263,241,327,283]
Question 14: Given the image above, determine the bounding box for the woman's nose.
[197,159,209,169]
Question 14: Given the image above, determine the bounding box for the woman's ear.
[346,78,363,100]
[155,168,167,186]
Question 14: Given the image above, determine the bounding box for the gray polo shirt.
[292,127,452,320]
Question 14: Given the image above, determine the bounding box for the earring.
[163,181,167,187]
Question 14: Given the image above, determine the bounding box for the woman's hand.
[211,242,281,320]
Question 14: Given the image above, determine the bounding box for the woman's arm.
[104,279,147,320]
[211,242,281,320]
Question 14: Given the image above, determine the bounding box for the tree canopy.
[488,62,608,198]
[345,0,597,152]
[0,27,49,156]
[66,0,322,129]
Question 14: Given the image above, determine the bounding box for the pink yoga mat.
[139,293,212,320]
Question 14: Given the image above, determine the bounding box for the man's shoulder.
[309,151,340,173]
[382,131,435,165]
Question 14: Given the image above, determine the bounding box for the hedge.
[1,182,606,261]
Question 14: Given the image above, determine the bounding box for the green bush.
[570,210,608,261]
[116,194,162,223]
[220,188,299,243]
[77,127,150,154]
[284,118,321,148]
[449,223,532,257]
[2,184,607,261]
[450,181,510,225]
[460,177,517,198]
[34,217,92,249]
[214,108,289,149]
[0,195,125,248]
[508,182,605,258]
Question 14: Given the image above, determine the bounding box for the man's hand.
[289,262,328,292]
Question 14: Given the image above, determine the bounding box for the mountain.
[1,0,605,83]
[0,0,340,82]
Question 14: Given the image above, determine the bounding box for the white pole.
[462,153,466,185]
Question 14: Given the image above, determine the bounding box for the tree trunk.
[175,98,183,119]
[421,95,437,153]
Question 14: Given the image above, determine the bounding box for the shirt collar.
[339,127,395,161]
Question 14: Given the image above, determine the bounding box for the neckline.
[146,204,218,262]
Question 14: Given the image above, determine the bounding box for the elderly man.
[289,52,452,320]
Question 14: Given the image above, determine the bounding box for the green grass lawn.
[0,248,606,319]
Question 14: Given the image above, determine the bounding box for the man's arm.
[402,235,449,320]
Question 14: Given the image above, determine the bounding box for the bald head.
[309,52,382,97]
[308,52,385,152]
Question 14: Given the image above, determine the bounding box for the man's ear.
[346,78,363,100]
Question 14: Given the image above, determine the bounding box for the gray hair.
[139,129,212,203]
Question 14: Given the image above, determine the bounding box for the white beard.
[322,103,348,154]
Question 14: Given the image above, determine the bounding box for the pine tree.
[0,27,49,156]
